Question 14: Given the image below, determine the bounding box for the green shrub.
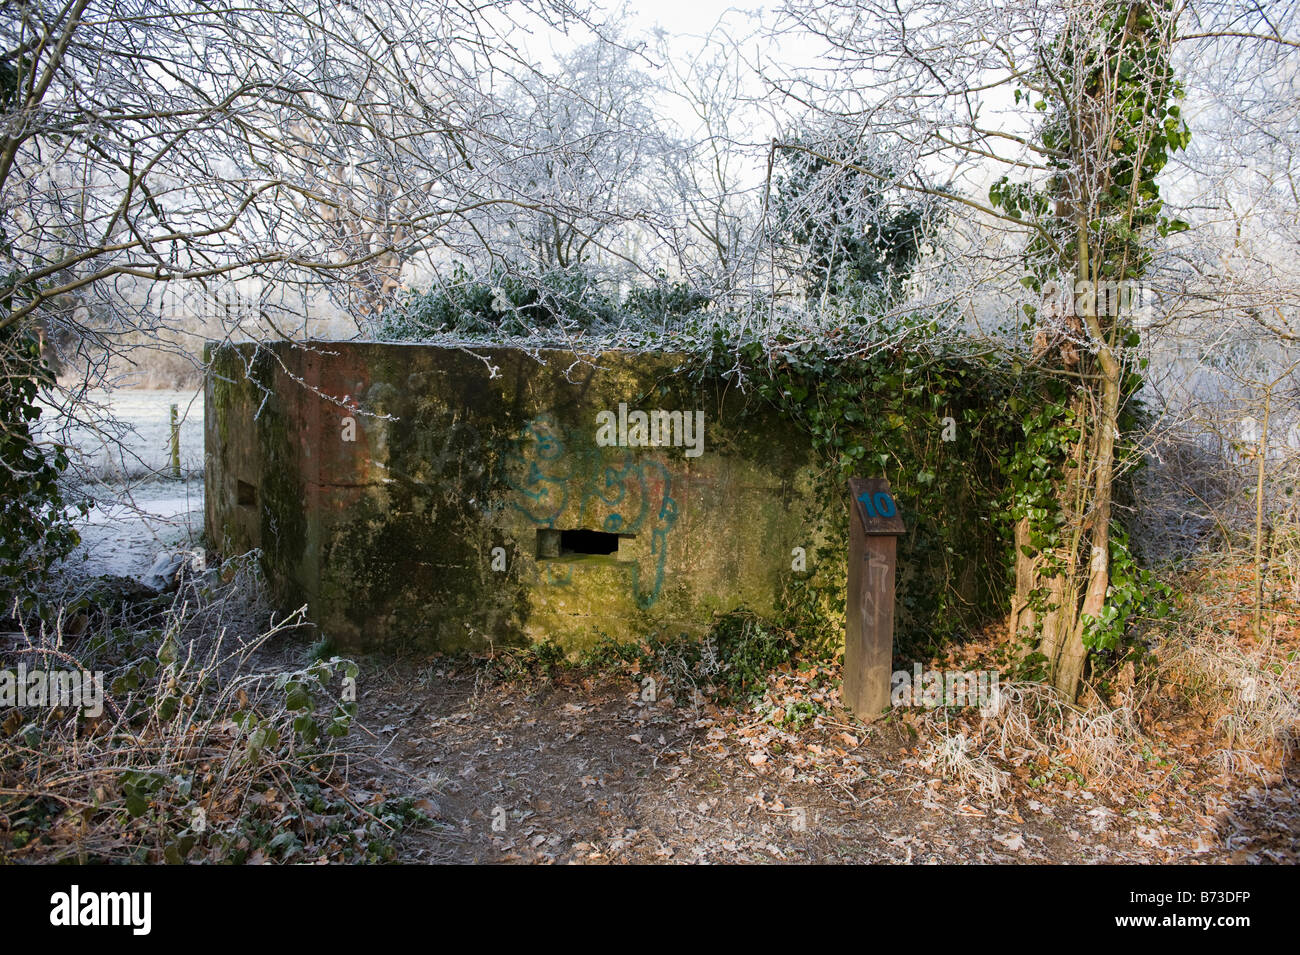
[376,264,708,341]
[0,324,82,617]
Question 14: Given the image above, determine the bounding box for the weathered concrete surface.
[206,341,823,652]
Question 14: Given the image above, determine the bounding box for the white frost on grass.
[38,389,206,480]
[63,478,206,583]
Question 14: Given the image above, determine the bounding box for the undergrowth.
[0,558,436,863]
[471,609,816,709]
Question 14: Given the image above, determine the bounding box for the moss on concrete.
[207,342,836,653]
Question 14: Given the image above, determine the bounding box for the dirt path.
[339,656,1298,864]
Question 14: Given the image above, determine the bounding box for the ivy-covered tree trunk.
[1035,360,1124,697]
[1010,386,1095,697]
[1004,0,1187,700]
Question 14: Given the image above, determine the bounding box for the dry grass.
[917,679,1146,798]
[1157,628,1300,779]
[0,560,425,863]
[994,681,1144,783]
[920,724,1010,798]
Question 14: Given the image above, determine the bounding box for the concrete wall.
[205,341,825,652]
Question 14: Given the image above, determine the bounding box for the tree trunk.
[1011,286,1124,700]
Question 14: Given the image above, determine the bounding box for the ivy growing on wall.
[693,320,1039,660]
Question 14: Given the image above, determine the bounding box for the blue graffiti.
[504,415,570,526]
[503,414,678,608]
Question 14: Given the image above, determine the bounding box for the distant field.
[38,388,206,480]
[30,389,208,581]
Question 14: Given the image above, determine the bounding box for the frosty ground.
[44,391,1297,865]
[52,390,205,588]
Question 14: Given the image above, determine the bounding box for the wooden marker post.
[844,477,906,721]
